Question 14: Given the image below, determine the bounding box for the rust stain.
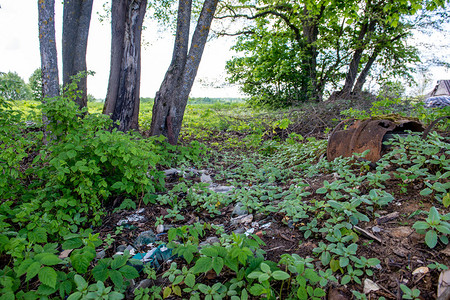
[327,118,424,162]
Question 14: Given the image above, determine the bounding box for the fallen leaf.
[364,278,380,294]
[412,266,429,275]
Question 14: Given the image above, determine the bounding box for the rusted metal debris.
[327,118,424,162]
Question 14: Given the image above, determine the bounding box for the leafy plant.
[412,206,450,248]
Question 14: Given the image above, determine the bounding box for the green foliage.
[28,68,43,102]
[0,71,31,101]
[412,206,450,248]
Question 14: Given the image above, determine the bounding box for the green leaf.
[28,228,48,243]
[119,265,139,279]
[420,188,433,196]
[38,267,57,288]
[436,224,450,235]
[247,271,263,279]
[304,269,321,283]
[260,262,270,273]
[330,259,340,272]
[38,253,62,266]
[92,263,109,282]
[109,269,124,289]
[73,274,87,289]
[67,150,77,159]
[111,254,128,270]
[443,193,450,208]
[341,274,351,285]
[173,285,182,296]
[212,257,224,275]
[193,257,213,274]
[184,273,196,288]
[70,251,95,274]
[163,286,171,298]
[67,291,82,300]
[249,284,266,296]
[412,221,430,231]
[201,247,218,257]
[425,230,438,248]
[62,238,83,250]
[26,261,41,281]
[428,207,440,224]
[16,258,33,277]
[314,287,326,297]
[272,270,290,281]
[258,273,270,282]
[339,256,349,268]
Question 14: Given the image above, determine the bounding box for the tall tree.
[103,0,147,132]
[62,0,94,109]
[149,0,219,144]
[220,0,449,106]
[38,0,60,100]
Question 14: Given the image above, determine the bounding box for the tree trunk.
[38,0,60,99]
[339,19,376,97]
[299,5,323,102]
[149,0,218,144]
[352,49,379,94]
[103,0,147,132]
[62,0,93,109]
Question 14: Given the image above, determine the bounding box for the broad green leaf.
[425,230,438,248]
[428,207,440,224]
[341,275,351,285]
[272,270,290,281]
[260,262,270,273]
[67,150,77,159]
[412,221,430,231]
[28,228,48,243]
[16,258,33,277]
[62,238,83,250]
[420,188,433,196]
[38,253,62,266]
[258,273,270,282]
[109,269,124,289]
[249,284,266,296]
[67,291,82,300]
[436,224,450,235]
[193,257,212,274]
[109,292,125,300]
[111,254,128,270]
[119,265,139,279]
[200,247,218,257]
[70,252,94,274]
[184,273,196,288]
[247,271,263,279]
[304,269,321,283]
[73,274,87,289]
[212,257,224,275]
[38,266,57,288]
[339,256,349,268]
[443,193,450,208]
[163,286,171,298]
[173,285,182,296]
[26,261,41,281]
[92,263,109,282]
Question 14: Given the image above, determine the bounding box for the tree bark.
[103,0,147,132]
[38,0,60,99]
[62,0,93,109]
[149,0,218,144]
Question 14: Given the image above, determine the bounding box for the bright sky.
[0,1,448,99]
[0,1,241,99]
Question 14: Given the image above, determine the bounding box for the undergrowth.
[0,91,448,299]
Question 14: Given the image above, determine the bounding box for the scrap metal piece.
[327,118,424,162]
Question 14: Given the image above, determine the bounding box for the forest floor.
[95,122,450,300]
